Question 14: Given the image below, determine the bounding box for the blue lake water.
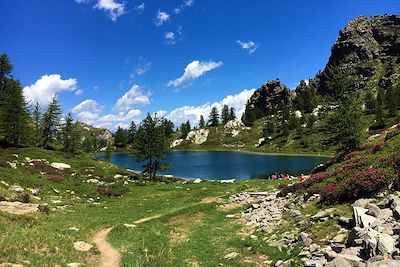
[97,151,329,180]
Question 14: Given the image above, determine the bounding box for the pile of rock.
[224,120,250,137]
[230,191,290,232]
[298,195,400,266]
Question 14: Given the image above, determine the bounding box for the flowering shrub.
[321,183,344,204]
[371,141,387,154]
[347,168,388,200]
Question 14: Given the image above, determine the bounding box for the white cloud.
[236,40,259,54]
[71,99,102,124]
[174,0,194,14]
[134,3,145,14]
[23,74,78,108]
[167,60,223,88]
[75,89,84,96]
[113,85,151,111]
[95,0,125,21]
[165,32,175,44]
[162,88,255,126]
[96,109,142,129]
[155,10,170,26]
[75,0,88,3]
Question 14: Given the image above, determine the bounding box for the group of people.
[268,172,307,182]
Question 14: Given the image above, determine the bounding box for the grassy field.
[0,147,297,267]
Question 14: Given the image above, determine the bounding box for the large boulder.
[224,120,249,137]
[0,201,39,215]
[186,129,209,145]
[51,162,71,170]
[170,139,184,148]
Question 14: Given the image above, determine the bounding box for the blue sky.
[1,0,399,129]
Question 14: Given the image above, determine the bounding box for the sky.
[1,0,399,130]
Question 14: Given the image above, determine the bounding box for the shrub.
[0,195,6,201]
[20,193,30,203]
[347,168,389,200]
[0,160,11,168]
[321,183,345,204]
[371,141,387,154]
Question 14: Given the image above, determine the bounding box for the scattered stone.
[69,227,80,231]
[193,178,202,184]
[223,252,238,260]
[86,179,99,184]
[299,232,313,247]
[51,162,71,170]
[312,208,335,221]
[114,174,126,179]
[73,241,93,252]
[53,189,60,194]
[7,162,17,169]
[170,139,184,148]
[9,185,24,193]
[226,214,235,218]
[123,224,137,228]
[66,263,81,267]
[367,260,400,267]
[221,179,235,184]
[0,201,39,215]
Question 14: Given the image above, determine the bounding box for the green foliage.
[161,118,174,138]
[386,85,398,117]
[325,67,363,152]
[61,113,81,154]
[180,120,191,139]
[208,106,220,127]
[128,121,137,144]
[32,102,42,145]
[114,126,128,148]
[221,104,229,124]
[228,107,236,121]
[364,90,376,114]
[0,79,32,146]
[133,113,168,179]
[42,97,62,148]
[199,115,205,128]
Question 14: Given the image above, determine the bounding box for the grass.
[0,147,299,266]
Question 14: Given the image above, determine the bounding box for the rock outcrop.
[224,120,249,137]
[311,15,400,95]
[186,129,209,145]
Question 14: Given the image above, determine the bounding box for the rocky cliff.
[312,15,400,94]
[243,15,400,120]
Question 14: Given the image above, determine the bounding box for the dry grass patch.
[218,202,245,211]
[241,253,270,267]
[200,196,224,204]
[167,212,204,246]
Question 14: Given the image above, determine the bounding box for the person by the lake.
[300,174,306,182]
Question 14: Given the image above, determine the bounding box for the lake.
[97,151,329,180]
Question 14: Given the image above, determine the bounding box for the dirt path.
[93,227,121,267]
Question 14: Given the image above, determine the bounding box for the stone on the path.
[73,241,93,252]
[51,162,71,170]
[0,201,39,215]
[66,263,82,267]
[223,252,238,260]
[193,178,202,184]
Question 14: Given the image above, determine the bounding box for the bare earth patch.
[167,212,204,245]
[218,202,245,211]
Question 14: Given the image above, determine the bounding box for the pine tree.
[221,104,229,124]
[128,121,137,144]
[208,106,220,127]
[374,87,386,128]
[114,126,128,148]
[263,117,275,137]
[0,54,13,101]
[228,107,236,121]
[161,118,174,138]
[364,90,376,114]
[32,102,42,144]
[199,115,205,128]
[61,113,80,153]
[42,97,61,147]
[133,113,168,179]
[386,86,398,117]
[325,66,363,152]
[180,120,191,139]
[0,79,32,146]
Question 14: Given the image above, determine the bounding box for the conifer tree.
[221,104,229,124]
[42,97,61,147]
[32,102,42,144]
[0,79,32,146]
[180,120,191,139]
[199,115,205,128]
[61,113,80,153]
[386,86,398,117]
[364,90,376,114]
[208,106,220,127]
[161,118,174,138]
[133,114,168,179]
[228,107,236,121]
[128,121,137,144]
[114,126,128,147]
[375,87,386,128]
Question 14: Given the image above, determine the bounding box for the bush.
[321,183,346,204]
[347,168,389,200]
[371,141,387,154]
[38,204,50,214]
[20,193,30,203]
[98,187,123,197]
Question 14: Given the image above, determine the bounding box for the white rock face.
[294,110,302,118]
[51,162,72,170]
[224,120,249,137]
[255,137,266,147]
[170,139,184,148]
[186,129,209,145]
[193,178,202,184]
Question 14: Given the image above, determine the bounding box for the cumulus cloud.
[165,32,176,44]
[134,3,145,14]
[23,74,78,107]
[155,10,170,26]
[174,0,194,14]
[71,99,102,125]
[96,109,142,129]
[75,89,84,96]
[167,60,223,88]
[236,40,259,54]
[113,85,151,111]
[95,0,125,21]
[162,88,255,126]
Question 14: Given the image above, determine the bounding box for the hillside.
[172,15,400,154]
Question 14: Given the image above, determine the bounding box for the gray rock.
[367,260,400,267]
[325,256,353,267]
[354,199,376,208]
[367,204,381,218]
[354,207,369,227]
[331,243,346,253]
[223,252,238,260]
[9,185,24,193]
[377,233,395,256]
[299,232,313,247]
